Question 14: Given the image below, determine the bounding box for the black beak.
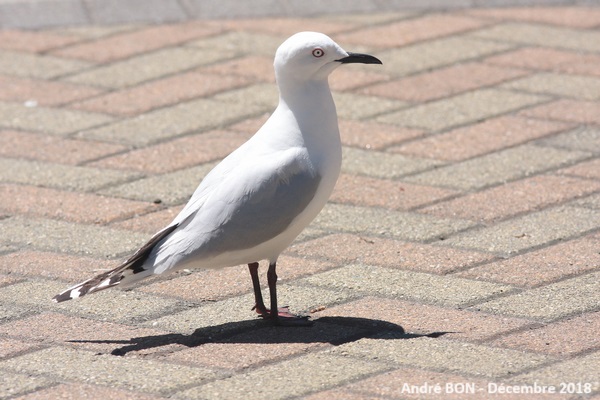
[336,52,382,65]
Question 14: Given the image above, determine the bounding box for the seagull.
[53,32,382,326]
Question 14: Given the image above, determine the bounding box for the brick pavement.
[1,5,600,400]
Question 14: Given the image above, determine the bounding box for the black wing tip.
[52,292,73,303]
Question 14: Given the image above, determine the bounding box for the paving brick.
[331,174,458,211]
[0,49,91,79]
[403,145,590,190]
[79,98,267,146]
[333,337,552,378]
[0,158,141,192]
[313,203,476,242]
[0,347,216,395]
[391,116,574,162]
[0,74,104,107]
[0,130,126,165]
[456,235,600,288]
[539,126,600,153]
[336,14,489,48]
[503,72,600,101]
[52,21,223,62]
[332,92,405,120]
[329,67,389,92]
[420,175,600,222]
[201,55,275,82]
[71,71,251,117]
[377,89,548,131]
[476,271,600,322]
[303,264,514,307]
[140,255,336,302]
[0,29,82,52]
[467,6,600,29]
[520,99,600,125]
[376,36,516,77]
[0,102,113,136]
[484,47,600,77]
[315,297,532,342]
[174,352,387,400]
[0,250,120,281]
[99,163,215,205]
[472,22,600,53]
[442,206,600,255]
[212,83,278,109]
[0,279,181,323]
[573,193,600,210]
[341,147,442,179]
[187,31,283,57]
[15,383,164,400]
[90,130,252,174]
[0,312,171,354]
[53,24,141,39]
[147,285,353,335]
[0,372,51,400]
[362,62,528,103]
[0,337,39,359]
[222,17,356,36]
[0,184,156,224]
[289,233,495,274]
[558,158,600,180]
[338,120,424,150]
[489,311,600,356]
[511,351,600,391]
[110,206,184,234]
[65,47,231,89]
[0,216,149,257]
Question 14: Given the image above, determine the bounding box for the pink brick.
[316,297,532,342]
[201,55,275,83]
[520,99,600,124]
[90,130,252,174]
[110,206,184,234]
[420,175,600,222]
[16,383,163,400]
[489,311,600,356]
[391,116,574,161]
[456,235,600,288]
[485,47,600,77]
[0,338,39,359]
[338,119,424,150]
[51,21,223,62]
[331,173,457,210]
[0,250,118,281]
[0,74,104,106]
[467,7,600,28]
[329,68,389,92]
[289,233,494,274]
[0,29,82,52]
[228,114,270,135]
[336,14,490,48]
[0,183,156,224]
[222,18,355,36]
[0,130,126,165]
[361,62,528,102]
[558,159,600,180]
[71,71,251,116]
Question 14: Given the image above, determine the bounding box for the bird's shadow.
[68,316,453,356]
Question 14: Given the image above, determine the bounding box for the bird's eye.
[312,48,324,58]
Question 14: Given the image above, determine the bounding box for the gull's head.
[274,32,382,84]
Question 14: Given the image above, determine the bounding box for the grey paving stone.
[376,36,516,77]
[0,347,217,395]
[0,49,91,79]
[403,145,590,190]
[175,352,388,400]
[332,337,553,378]
[0,158,141,192]
[0,102,114,136]
[502,73,600,101]
[100,163,216,205]
[341,147,443,179]
[442,206,600,255]
[538,126,600,154]
[312,203,477,241]
[572,193,600,210]
[332,92,406,120]
[87,0,188,24]
[213,83,278,109]
[475,270,600,322]
[0,371,52,399]
[65,47,230,89]
[473,22,600,53]
[377,89,549,131]
[79,98,268,146]
[0,216,149,257]
[0,303,29,324]
[0,279,182,323]
[302,264,515,307]
[188,31,283,57]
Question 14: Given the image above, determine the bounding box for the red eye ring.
[312,48,324,58]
